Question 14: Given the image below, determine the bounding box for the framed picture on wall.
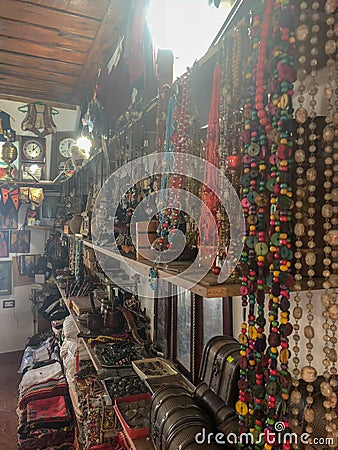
[10,230,30,253]
[0,261,11,295]
[12,255,39,286]
[0,231,9,257]
[0,202,18,229]
[18,254,36,276]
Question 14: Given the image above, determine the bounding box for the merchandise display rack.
[56,282,155,449]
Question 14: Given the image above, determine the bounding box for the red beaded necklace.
[199,63,222,274]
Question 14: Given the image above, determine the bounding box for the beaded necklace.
[237,2,271,443]
[320,0,338,444]
[167,69,191,234]
[264,1,296,447]
[296,1,321,438]
[290,0,309,436]
[199,62,221,274]
[150,71,192,269]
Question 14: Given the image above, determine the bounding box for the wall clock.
[58,137,76,158]
[21,136,45,163]
[50,131,77,180]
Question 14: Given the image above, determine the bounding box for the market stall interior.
[0,0,337,449]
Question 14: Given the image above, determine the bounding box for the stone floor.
[0,351,23,450]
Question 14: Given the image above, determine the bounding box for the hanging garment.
[0,110,16,141]
[96,56,131,128]
[21,103,57,137]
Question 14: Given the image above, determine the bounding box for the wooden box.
[135,220,158,261]
[80,211,92,238]
[132,357,178,380]
[83,247,96,270]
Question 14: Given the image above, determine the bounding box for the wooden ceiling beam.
[0,0,100,38]
[20,0,111,21]
[0,18,93,53]
[0,0,136,107]
[0,62,76,85]
[0,36,87,65]
[0,73,74,93]
[0,85,76,105]
[0,93,78,110]
[0,51,81,77]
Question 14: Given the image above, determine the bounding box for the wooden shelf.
[0,179,57,186]
[25,225,54,230]
[81,238,326,298]
[81,238,241,298]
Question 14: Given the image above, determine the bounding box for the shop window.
[154,285,233,383]
[203,297,224,346]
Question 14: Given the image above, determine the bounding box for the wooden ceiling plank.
[0,0,100,38]
[0,36,86,65]
[0,51,81,77]
[0,18,93,53]
[72,0,132,102]
[0,93,78,110]
[0,72,72,93]
[0,74,74,94]
[20,0,111,21]
[0,62,76,85]
[0,85,75,105]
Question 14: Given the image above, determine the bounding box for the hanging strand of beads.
[236,4,265,441]
[167,69,191,234]
[289,1,309,442]
[198,62,221,274]
[299,0,321,439]
[152,70,192,260]
[265,0,296,447]
[236,1,275,444]
[320,0,338,446]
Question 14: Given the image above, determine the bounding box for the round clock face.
[58,137,75,158]
[23,139,43,161]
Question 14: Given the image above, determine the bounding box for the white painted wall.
[0,99,80,353]
[0,205,50,353]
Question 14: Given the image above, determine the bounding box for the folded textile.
[19,378,68,410]
[19,335,59,374]
[27,395,71,424]
[18,426,74,449]
[19,361,63,396]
